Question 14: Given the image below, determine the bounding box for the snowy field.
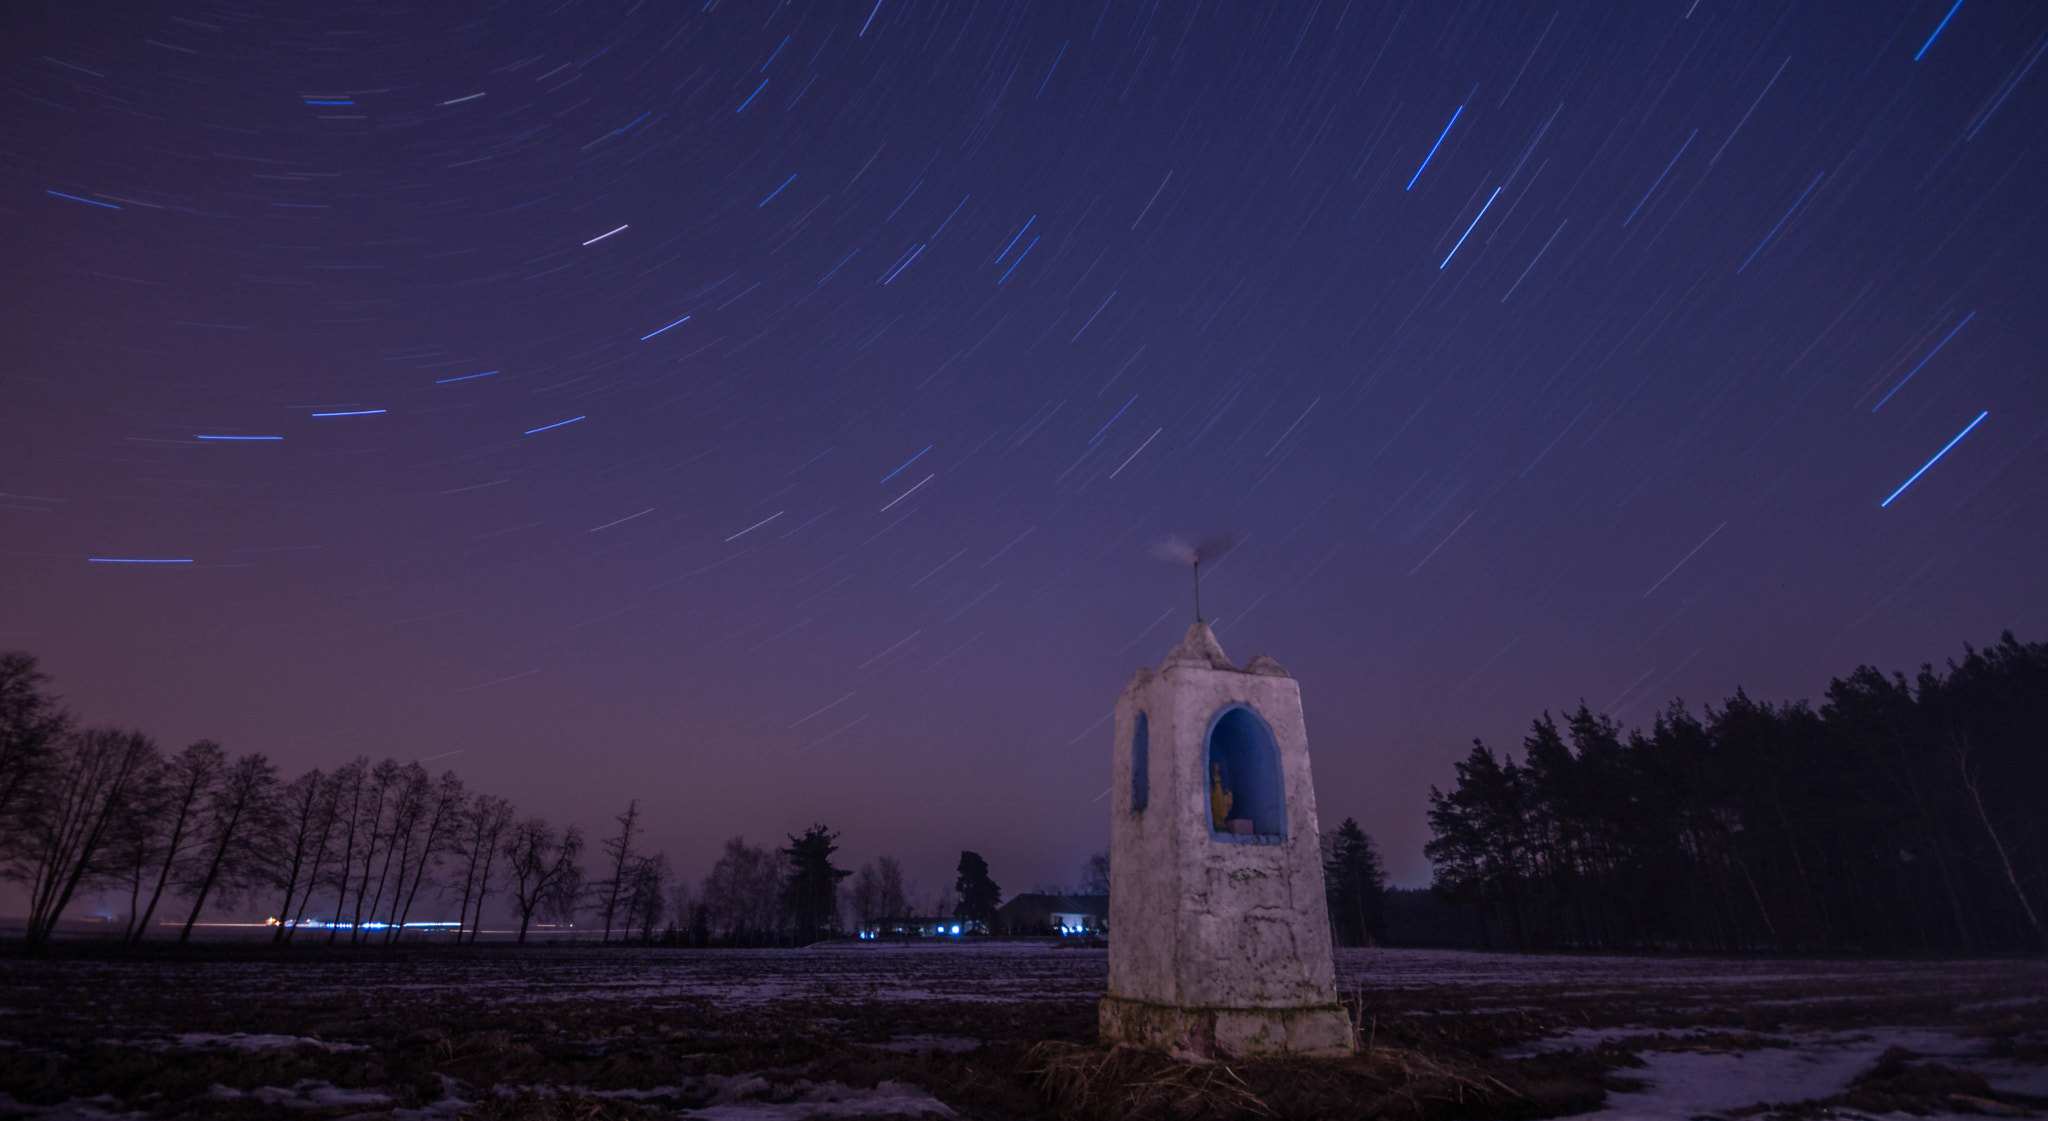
[0,944,2043,1119]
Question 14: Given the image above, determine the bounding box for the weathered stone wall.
[1103,623,1350,1059]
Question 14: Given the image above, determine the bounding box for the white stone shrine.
[1100,621,1353,1060]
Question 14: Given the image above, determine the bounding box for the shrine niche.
[1205,704,1285,840]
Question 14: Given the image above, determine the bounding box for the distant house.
[996,893,1108,936]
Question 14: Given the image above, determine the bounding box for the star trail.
[3,0,2044,891]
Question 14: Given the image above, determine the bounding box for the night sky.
[5,0,2045,897]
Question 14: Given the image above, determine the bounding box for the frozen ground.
[0,943,2041,1119]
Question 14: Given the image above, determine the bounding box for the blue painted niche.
[1131,712,1150,812]
[1204,704,1286,843]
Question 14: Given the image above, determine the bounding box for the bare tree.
[847,857,908,932]
[668,875,696,943]
[849,863,884,932]
[1954,733,2045,948]
[342,759,402,942]
[321,758,370,943]
[875,856,907,919]
[280,769,345,943]
[388,771,466,942]
[125,741,224,942]
[104,762,166,942]
[627,852,670,943]
[595,800,641,943]
[0,653,71,829]
[262,769,333,942]
[176,752,279,943]
[540,838,585,932]
[453,794,514,942]
[362,762,427,938]
[504,818,584,943]
[2,728,157,948]
[1080,850,1111,895]
[701,836,783,943]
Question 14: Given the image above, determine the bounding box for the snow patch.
[0,1092,151,1120]
[681,1079,956,1120]
[388,1073,472,1119]
[484,1073,955,1118]
[203,1080,391,1109]
[174,1032,367,1052]
[1566,1028,1996,1119]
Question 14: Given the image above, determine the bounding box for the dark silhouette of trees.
[1323,818,1386,947]
[122,741,223,942]
[954,850,1002,930]
[340,758,402,943]
[3,728,157,948]
[268,768,345,943]
[1080,850,1111,895]
[453,794,514,943]
[780,824,850,945]
[1425,632,2048,954]
[849,855,909,931]
[624,851,670,943]
[702,836,783,943]
[594,800,641,943]
[385,770,465,942]
[580,800,675,945]
[504,817,584,943]
[176,752,278,943]
[9,631,2027,956]
[0,654,70,828]
[321,758,370,943]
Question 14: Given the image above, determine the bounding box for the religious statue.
[1209,763,1234,829]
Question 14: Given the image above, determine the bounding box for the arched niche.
[1203,704,1286,842]
[1131,712,1150,812]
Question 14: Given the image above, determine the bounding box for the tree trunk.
[1955,737,2046,949]
[130,789,203,944]
[285,831,334,945]
[469,844,500,943]
[177,845,231,944]
[178,813,245,944]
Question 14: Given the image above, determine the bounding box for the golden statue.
[1209,764,1234,829]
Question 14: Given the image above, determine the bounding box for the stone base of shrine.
[1098,995,1354,1061]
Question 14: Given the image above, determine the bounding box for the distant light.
[89,558,193,564]
[310,409,386,417]
[436,370,498,384]
[196,434,282,441]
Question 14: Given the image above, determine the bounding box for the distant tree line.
[1425,632,2048,955]
[0,651,990,950]
[0,651,688,949]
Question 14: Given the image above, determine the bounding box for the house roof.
[996,893,1108,919]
